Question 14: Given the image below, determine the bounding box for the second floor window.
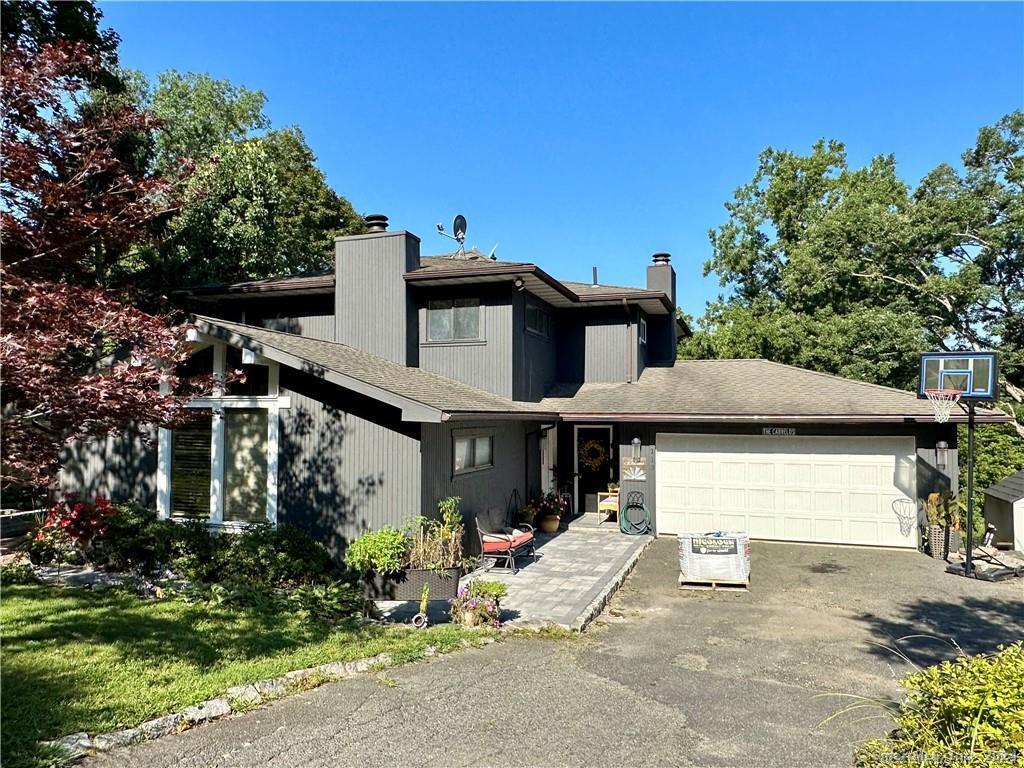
[525,301,551,337]
[638,317,647,345]
[427,298,480,341]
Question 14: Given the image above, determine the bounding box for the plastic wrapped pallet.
[677,532,751,583]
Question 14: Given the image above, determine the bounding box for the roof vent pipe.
[592,267,598,286]
[652,252,671,264]
[364,214,389,233]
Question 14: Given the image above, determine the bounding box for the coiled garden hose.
[620,499,652,535]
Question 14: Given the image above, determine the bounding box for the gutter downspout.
[623,298,632,384]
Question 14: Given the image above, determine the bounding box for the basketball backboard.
[918,351,999,401]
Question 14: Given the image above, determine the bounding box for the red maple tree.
[1,41,197,494]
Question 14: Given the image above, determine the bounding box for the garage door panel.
[783,489,812,512]
[748,463,775,484]
[814,464,843,486]
[814,518,844,541]
[746,514,777,538]
[784,516,813,540]
[655,434,916,548]
[720,487,745,510]
[814,491,843,513]
[784,463,813,485]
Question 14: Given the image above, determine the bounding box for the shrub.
[25,496,116,563]
[0,563,38,585]
[853,643,1024,768]
[288,581,364,623]
[216,523,336,587]
[344,526,408,574]
[91,502,179,573]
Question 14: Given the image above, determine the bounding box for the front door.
[575,425,614,515]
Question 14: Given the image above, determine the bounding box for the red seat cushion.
[481,530,534,553]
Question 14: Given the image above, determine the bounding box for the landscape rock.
[225,684,262,704]
[181,698,231,724]
[138,713,183,739]
[93,726,144,751]
[317,662,349,677]
[45,732,91,758]
[253,678,288,699]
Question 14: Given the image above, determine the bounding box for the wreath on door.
[578,439,609,472]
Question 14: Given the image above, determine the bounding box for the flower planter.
[537,515,560,534]
[362,567,461,602]
[927,525,946,559]
[947,530,962,557]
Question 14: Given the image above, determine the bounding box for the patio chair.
[476,508,536,574]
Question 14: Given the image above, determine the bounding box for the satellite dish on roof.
[453,214,467,242]
[436,213,469,256]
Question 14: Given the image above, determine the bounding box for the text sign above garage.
[762,427,796,436]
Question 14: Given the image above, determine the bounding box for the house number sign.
[762,427,796,436]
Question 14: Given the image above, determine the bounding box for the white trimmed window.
[638,316,647,345]
[158,341,289,529]
[454,434,494,475]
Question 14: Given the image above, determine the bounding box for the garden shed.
[984,469,1024,552]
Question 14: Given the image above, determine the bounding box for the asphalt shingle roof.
[193,319,1010,424]
[193,317,553,417]
[985,469,1024,504]
[540,360,1009,422]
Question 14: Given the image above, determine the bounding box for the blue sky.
[100,2,1023,318]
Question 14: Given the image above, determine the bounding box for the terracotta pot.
[538,514,560,533]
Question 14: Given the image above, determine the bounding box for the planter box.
[362,567,461,602]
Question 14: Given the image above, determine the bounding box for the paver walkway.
[380,529,651,629]
[473,529,651,628]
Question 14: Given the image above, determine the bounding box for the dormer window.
[427,299,480,341]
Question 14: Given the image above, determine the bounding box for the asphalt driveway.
[87,539,1024,768]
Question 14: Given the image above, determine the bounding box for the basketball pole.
[965,401,976,576]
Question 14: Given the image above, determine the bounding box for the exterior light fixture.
[935,440,949,471]
[514,277,525,291]
[631,437,642,460]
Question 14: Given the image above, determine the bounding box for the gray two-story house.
[62,215,1007,556]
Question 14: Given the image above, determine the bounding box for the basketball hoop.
[892,498,918,538]
[924,388,961,423]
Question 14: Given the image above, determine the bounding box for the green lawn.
[1,583,486,768]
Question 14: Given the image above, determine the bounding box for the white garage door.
[655,434,917,548]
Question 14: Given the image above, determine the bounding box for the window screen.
[170,413,213,519]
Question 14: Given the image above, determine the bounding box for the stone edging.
[44,641,491,760]
[570,535,654,632]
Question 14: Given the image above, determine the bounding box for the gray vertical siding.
[584,316,632,383]
[513,292,557,401]
[420,420,534,550]
[278,369,422,560]
[335,231,420,366]
[60,427,158,507]
[418,288,514,398]
[262,313,335,341]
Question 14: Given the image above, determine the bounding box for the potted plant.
[925,492,946,559]
[345,497,465,602]
[947,497,963,556]
[449,579,507,628]
[526,492,562,533]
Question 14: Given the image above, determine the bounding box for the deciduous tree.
[0,41,194,493]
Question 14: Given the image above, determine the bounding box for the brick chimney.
[334,215,420,366]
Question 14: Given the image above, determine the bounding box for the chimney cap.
[652,252,671,264]
[364,213,389,232]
